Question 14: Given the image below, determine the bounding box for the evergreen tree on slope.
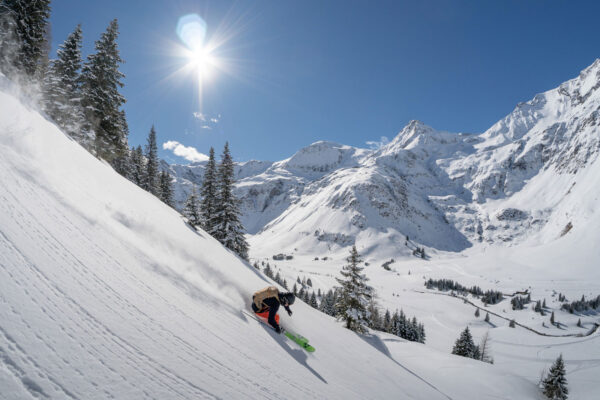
[144,125,159,195]
[159,171,174,207]
[0,0,51,78]
[200,147,218,231]
[213,142,249,260]
[334,245,373,333]
[452,326,478,359]
[183,186,202,227]
[543,355,568,400]
[42,25,90,146]
[129,145,145,186]
[81,19,127,164]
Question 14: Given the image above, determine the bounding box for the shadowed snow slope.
[0,78,537,399]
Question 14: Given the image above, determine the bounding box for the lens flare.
[175,14,217,111]
[176,14,207,51]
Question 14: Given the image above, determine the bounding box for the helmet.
[281,292,295,306]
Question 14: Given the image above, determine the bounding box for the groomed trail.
[0,76,538,399]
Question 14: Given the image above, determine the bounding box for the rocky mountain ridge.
[164,59,600,256]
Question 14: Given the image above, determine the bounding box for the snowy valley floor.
[247,241,600,400]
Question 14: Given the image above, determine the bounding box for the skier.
[251,286,295,333]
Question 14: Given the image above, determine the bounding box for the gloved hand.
[287,309,293,317]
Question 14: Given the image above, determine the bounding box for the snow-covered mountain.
[0,74,542,399]
[168,59,600,257]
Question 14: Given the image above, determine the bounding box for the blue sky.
[49,0,600,163]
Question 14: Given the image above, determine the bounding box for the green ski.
[244,311,315,352]
[284,330,315,352]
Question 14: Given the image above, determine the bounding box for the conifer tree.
[183,186,202,227]
[309,292,318,308]
[383,309,392,333]
[509,319,516,328]
[200,147,218,231]
[0,0,51,78]
[550,311,555,326]
[292,283,298,295]
[452,326,478,359]
[159,171,174,207]
[42,24,90,146]
[129,145,145,186]
[144,125,159,195]
[334,246,374,333]
[302,289,310,304]
[81,19,127,163]
[212,142,249,260]
[282,279,288,290]
[475,308,480,317]
[542,354,568,400]
[485,312,490,323]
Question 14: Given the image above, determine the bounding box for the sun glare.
[174,13,224,110]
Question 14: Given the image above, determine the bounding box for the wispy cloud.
[193,112,220,128]
[366,136,390,149]
[163,141,209,163]
[193,112,206,121]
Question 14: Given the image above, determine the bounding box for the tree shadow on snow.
[259,323,327,384]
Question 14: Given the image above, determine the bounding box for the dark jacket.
[252,294,292,332]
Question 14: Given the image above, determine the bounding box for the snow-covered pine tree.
[309,292,318,309]
[383,309,392,333]
[475,307,480,317]
[509,319,516,328]
[367,299,381,330]
[200,147,218,232]
[159,171,174,207]
[302,290,310,304]
[212,142,249,260]
[129,145,145,186]
[485,312,490,323]
[292,283,298,295]
[42,24,90,147]
[274,271,281,284]
[451,326,478,359]
[334,246,373,333]
[0,0,51,78]
[542,354,568,400]
[282,279,288,290]
[111,110,131,178]
[263,263,273,279]
[418,323,426,344]
[144,125,159,195]
[550,311,555,325]
[183,186,202,227]
[81,19,127,165]
[307,278,313,287]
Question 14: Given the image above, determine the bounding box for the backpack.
[253,286,280,309]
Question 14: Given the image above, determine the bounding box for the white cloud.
[366,136,390,149]
[192,112,206,121]
[201,125,212,130]
[162,141,209,163]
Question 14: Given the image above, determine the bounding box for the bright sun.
[186,46,217,78]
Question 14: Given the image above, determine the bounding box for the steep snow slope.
[0,78,538,398]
